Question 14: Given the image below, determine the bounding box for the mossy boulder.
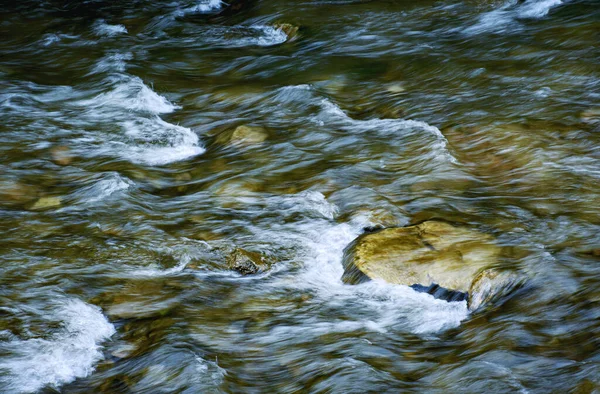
[342,220,504,309]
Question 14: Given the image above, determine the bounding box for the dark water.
[0,0,599,392]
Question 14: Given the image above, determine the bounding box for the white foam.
[465,0,564,34]
[41,34,61,46]
[248,196,469,335]
[0,299,115,393]
[120,117,205,165]
[80,76,179,114]
[92,20,128,37]
[317,98,457,164]
[176,0,223,15]
[518,0,563,18]
[279,191,339,220]
[74,77,205,166]
[202,25,288,47]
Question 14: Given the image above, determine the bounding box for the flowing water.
[0,0,599,392]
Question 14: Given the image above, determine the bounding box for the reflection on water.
[0,0,599,392]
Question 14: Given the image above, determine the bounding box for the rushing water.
[0,0,599,392]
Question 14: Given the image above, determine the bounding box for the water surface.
[0,0,599,392]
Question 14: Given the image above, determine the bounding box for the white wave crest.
[80,76,179,114]
[92,20,128,37]
[201,25,289,48]
[249,214,468,335]
[317,99,457,164]
[120,117,205,165]
[280,191,339,220]
[74,172,132,204]
[176,0,223,15]
[518,0,563,18]
[74,77,205,166]
[464,0,564,34]
[0,299,115,393]
[249,25,288,47]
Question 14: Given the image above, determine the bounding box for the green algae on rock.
[341,220,502,308]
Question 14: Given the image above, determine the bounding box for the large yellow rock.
[342,220,502,306]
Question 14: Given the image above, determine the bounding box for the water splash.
[0,299,115,393]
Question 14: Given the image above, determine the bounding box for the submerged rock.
[0,181,39,206]
[580,108,600,128]
[50,146,73,166]
[217,125,268,146]
[227,248,269,275]
[30,196,61,210]
[342,220,504,309]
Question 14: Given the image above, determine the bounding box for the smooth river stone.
[341,220,502,307]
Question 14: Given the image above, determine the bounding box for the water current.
[0,0,599,392]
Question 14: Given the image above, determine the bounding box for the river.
[0,0,599,392]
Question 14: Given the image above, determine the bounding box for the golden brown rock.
[0,181,39,205]
[230,125,268,145]
[342,220,504,308]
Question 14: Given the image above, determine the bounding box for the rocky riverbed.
[0,0,599,392]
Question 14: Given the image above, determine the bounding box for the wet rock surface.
[0,0,598,392]
[342,220,504,308]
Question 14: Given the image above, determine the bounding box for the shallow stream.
[0,0,599,392]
